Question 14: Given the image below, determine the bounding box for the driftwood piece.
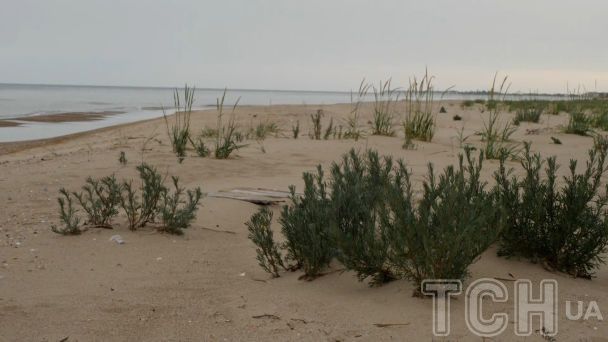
[252,314,281,320]
[373,323,410,328]
[208,187,295,205]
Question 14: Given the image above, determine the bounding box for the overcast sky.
[1,0,607,93]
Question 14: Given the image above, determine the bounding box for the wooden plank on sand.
[207,187,294,205]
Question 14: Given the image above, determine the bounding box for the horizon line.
[0,81,593,97]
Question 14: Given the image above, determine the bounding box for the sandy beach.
[1,100,607,341]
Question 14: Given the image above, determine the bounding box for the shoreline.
[0,102,349,154]
[0,101,338,146]
[0,114,164,155]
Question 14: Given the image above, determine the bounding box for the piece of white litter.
[109,235,125,245]
[239,272,246,277]
[156,257,163,261]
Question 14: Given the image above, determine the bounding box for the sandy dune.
[1,101,607,341]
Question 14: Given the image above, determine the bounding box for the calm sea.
[0,83,564,143]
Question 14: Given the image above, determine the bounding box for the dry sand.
[1,101,607,341]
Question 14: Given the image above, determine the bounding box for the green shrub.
[345,80,369,141]
[565,111,591,136]
[310,109,323,140]
[252,120,280,140]
[119,151,127,166]
[51,188,83,235]
[247,207,284,278]
[189,135,210,157]
[120,163,167,230]
[215,121,242,159]
[330,150,400,285]
[477,76,520,160]
[385,148,498,295]
[404,71,436,141]
[592,109,608,131]
[291,120,300,139]
[74,175,122,228]
[214,90,246,159]
[200,127,218,138]
[164,85,195,163]
[461,99,475,108]
[494,143,608,278]
[280,167,333,278]
[246,147,499,290]
[513,106,543,125]
[323,117,334,140]
[158,176,203,235]
[344,113,364,141]
[371,79,397,136]
[590,104,608,131]
[121,180,143,230]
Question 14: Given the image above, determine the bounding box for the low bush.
[330,150,401,285]
[310,109,323,140]
[404,71,436,141]
[291,120,300,139]
[344,113,364,141]
[513,106,543,125]
[189,135,210,157]
[591,109,608,131]
[119,151,127,165]
[461,99,475,108]
[214,91,246,159]
[494,143,608,278]
[252,120,280,140]
[158,176,203,235]
[247,207,284,278]
[477,76,520,160]
[73,175,122,228]
[246,148,499,291]
[120,163,167,230]
[280,167,334,278]
[200,127,218,138]
[385,148,498,295]
[53,163,202,236]
[565,111,591,136]
[51,188,84,235]
[323,117,334,140]
[164,85,195,163]
[345,80,369,141]
[371,79,397,136]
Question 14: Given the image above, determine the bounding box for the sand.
[0,120,20,128]
[1,101,607,341]
[5,111,123,123]
[0,110,123,130]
